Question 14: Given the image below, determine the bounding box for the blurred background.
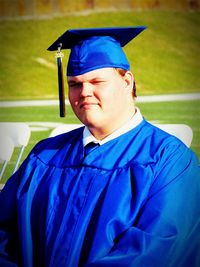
[0,0,199,181]
[0,0,200,99]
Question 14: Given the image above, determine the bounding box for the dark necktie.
[84,142,99,156]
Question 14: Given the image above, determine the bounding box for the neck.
[88,109,136,141]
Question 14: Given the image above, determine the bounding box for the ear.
[124,71,134,92]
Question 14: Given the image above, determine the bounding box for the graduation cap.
[47,26,146,117]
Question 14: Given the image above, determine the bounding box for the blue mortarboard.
[47,26,146,116]
[48,26,146,76]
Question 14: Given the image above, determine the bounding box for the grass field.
[0,9,200,100]
[0,99,199,183]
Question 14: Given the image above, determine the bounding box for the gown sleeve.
[0,169,22,267]
[84,144,200,267]
[0,150,36,267]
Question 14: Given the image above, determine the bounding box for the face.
[68,68,134,138]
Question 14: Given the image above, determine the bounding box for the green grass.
[0,100,199,183]
[0,9,200,100]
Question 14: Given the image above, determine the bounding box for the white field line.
[34,57,56,69]
[137,93,200,102]
[0,99,64,107]
[0,93,200,107]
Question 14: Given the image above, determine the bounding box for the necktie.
[84,142,99,156]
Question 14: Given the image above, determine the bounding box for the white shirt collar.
[83,107,143,147]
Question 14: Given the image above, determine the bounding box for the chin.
[79,113,101,126]
[82,118,103,129]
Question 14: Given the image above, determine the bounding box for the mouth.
[80,102,99,109]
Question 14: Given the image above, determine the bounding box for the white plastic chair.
[0,135,14,180]
[50,123,193,148]
[49,123,83,137]
[154,123,193,147]
[0,122,31,174]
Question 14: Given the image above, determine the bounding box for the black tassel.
[56,43,66,117]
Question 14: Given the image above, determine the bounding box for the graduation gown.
[0,120,200,267]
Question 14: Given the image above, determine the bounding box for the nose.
[80,82,93,97]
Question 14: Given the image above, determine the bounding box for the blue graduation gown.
[0,120,200,267]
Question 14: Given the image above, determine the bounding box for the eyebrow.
[68,77,105,84]
[67,81,83,88]
[68,80,79,84]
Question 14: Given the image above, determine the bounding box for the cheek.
[69,90,79,106]
[108,82,125,103]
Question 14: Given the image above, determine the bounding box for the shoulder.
[131,120,184,157]
[140,121,191,153]
[131,120,198,170]
[28,126,85,165]
[34,126,84,150]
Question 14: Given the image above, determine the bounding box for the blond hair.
[115,68,136,98]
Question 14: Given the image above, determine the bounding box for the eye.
[92,80,105,85]
[68,82,82,89]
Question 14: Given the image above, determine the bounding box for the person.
[0,27,199,267]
